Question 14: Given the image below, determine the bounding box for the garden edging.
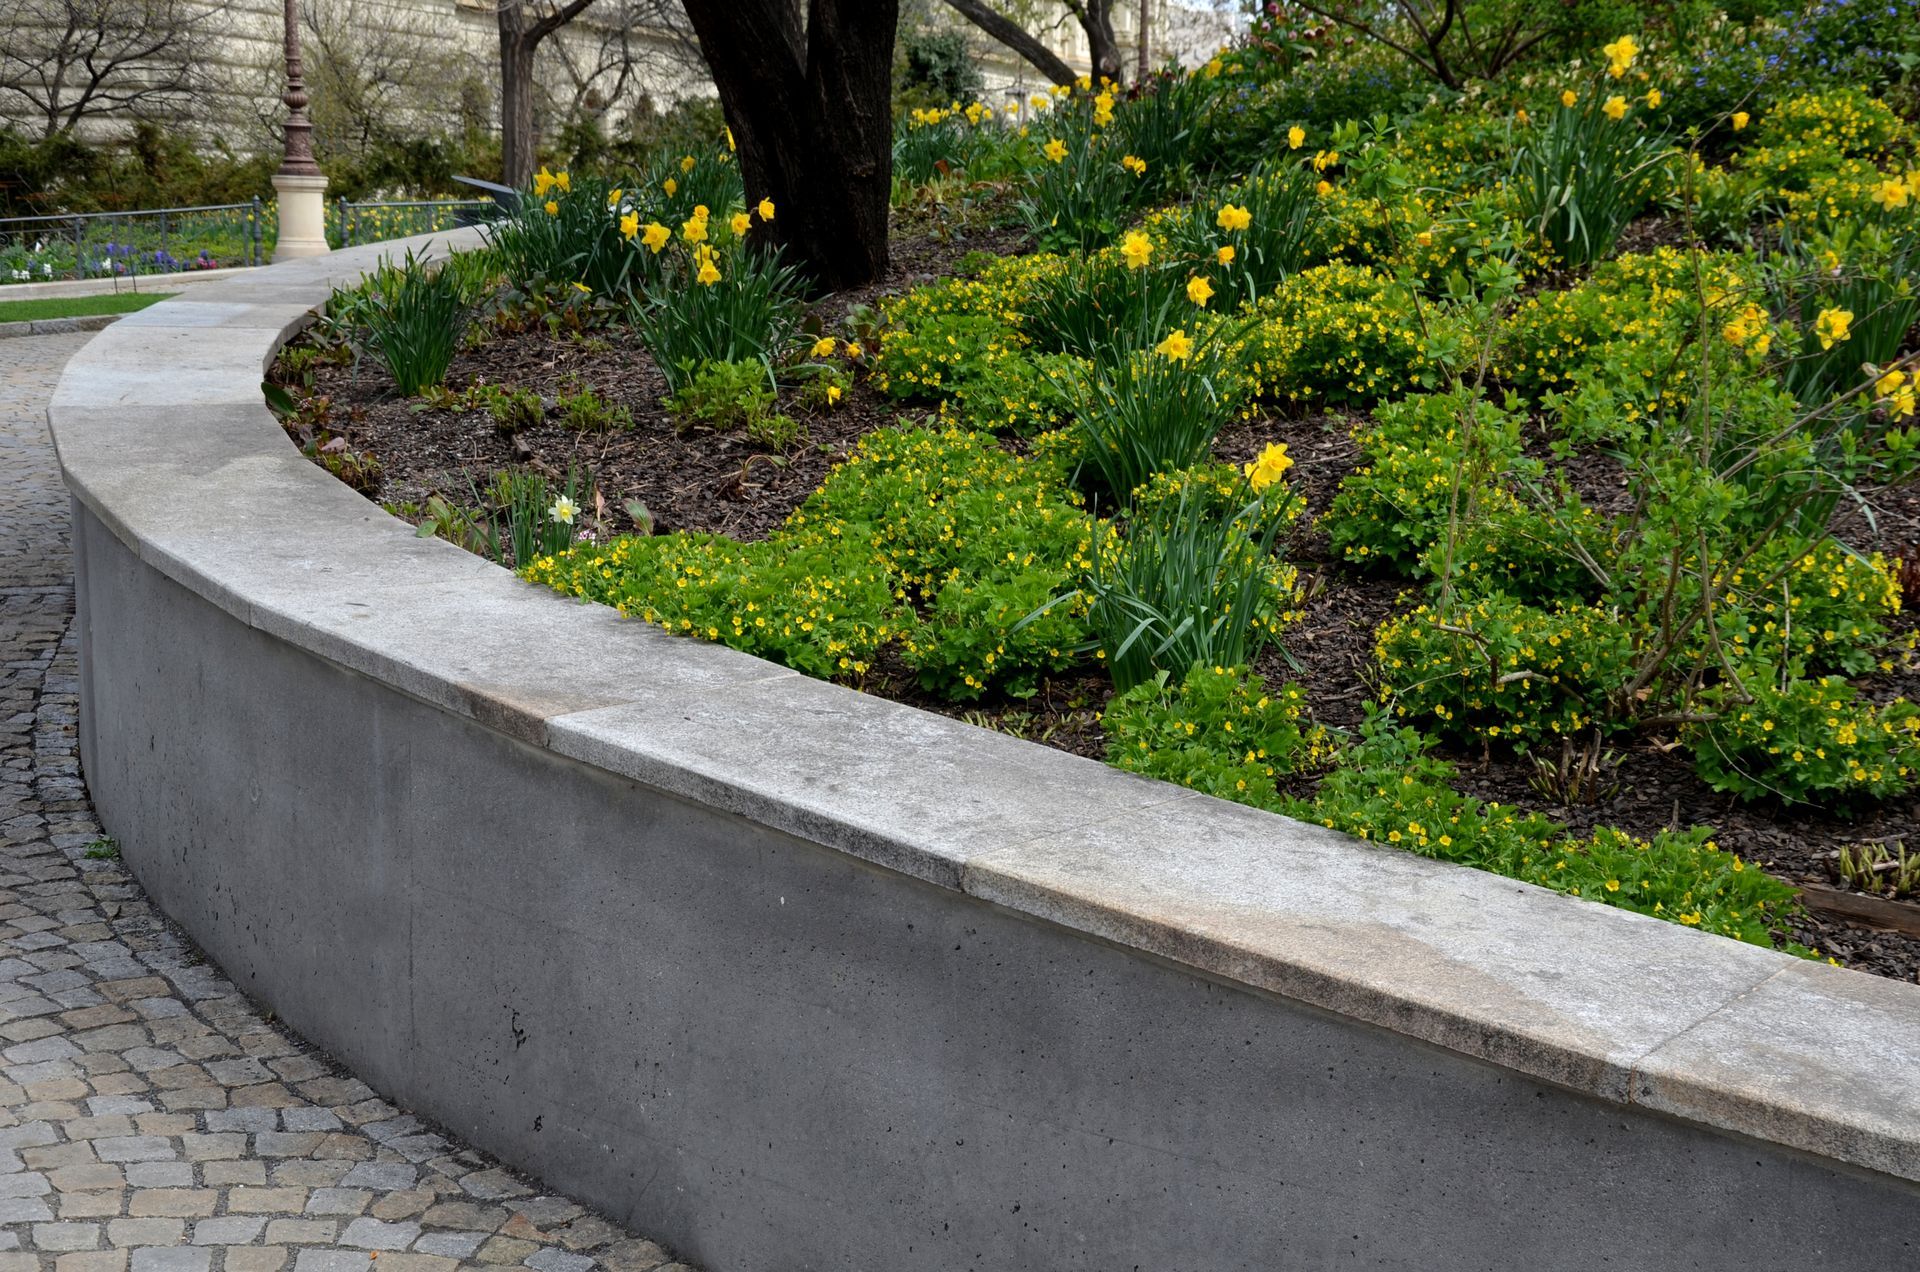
[48,232,1920,1270]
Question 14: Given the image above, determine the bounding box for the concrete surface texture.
[2,331,696,1272]
[41,233,1920,1269]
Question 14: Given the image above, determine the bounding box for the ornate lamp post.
[270,0,329,261]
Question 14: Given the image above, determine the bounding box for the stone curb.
[0,311,124,340]
[43,231,1920,1190]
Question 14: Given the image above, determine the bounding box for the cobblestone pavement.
[1,335,693,1272]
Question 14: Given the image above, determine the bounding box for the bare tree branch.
[940,0,1076,85]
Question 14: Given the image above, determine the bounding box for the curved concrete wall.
[49,234,1920,1271]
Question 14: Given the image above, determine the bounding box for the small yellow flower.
[607,188,623,206]
[1187,275,1214,306]
[1732,110,1750,131]
[811,336,838,358]
[682,216,708,243]
[1043,138,1068,163]
[1216,244,1236,266]
[543,199,559,216]
[1120,230,1153,269]
[663,177,678,196]
[1121,154,1147,176]
[1242,442,1292,491]
[1155,328,1193,361]
[680,155,696,173]
[1561,89,1578,108]
[1516,108,1529,125]
[1602,35,1640,78]
[1415,230,1433,247]
[1287,126,1305,149]
[1315,179,1333,196]
[1871,177,1910,211]
[1645,87,1662,108]
[696,259,722,286]
[826,384,843,405]
[1814,307,1853,349]
[1311,149,1339,172]
[640,222,669,253]
[1603,95,1628,121]
[730,212,752,235]
[554,171,570,193]
[757,198,776,221]
[619,210,639,240]
[1216,203,1251,231]
[533,166,556,196]
[844,341,864,359]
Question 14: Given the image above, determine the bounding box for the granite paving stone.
[0,332,690,1271]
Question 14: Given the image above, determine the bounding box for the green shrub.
[1077,468,1298,693]
[484,169,634,296]
[1242,263,1454,406]
[1509,82,1673,267]
[557,385,633,431]
[1715,538,1904,677]
[1375,595,1636,747]
[471,382,543,430]
[1688,675,1920,804]
[1301,712,1804,950]
[1324,389,1534,575]
[631,233,805,393]
[350,248,469,395]
[667,359,779,431]
[1104,664,1328,803]
[1158,160,1321,304]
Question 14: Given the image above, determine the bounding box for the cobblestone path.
[1,334,692,1272]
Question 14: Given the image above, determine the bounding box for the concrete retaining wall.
[49,235,1920,1271]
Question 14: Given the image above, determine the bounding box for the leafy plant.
[557,385,634,431]
[630,231,804,394]
[350,248,470,395]
[1509,83,1673,267]
[1067,332,1252,503]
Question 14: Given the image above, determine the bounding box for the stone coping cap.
[46,231,1920,1186]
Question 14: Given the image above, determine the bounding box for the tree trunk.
[939,0,1076,86]
[681,0,897,291]
[1075,0,1123,83]
[499,32,537,187]
[1137,0,1150,79]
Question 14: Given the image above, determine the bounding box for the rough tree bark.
[1063,0,1123,83]
[939,0,1076,86]
[497,0,598,187]
[680,0,898,291]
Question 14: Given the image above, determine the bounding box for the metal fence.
[333,198,499,248]
[0,201,265,285]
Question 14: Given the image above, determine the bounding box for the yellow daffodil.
[1561,89,1578,108]
[1242,442,1293,491]
[681,216,707,243]
[1315,179,1333,196]
[1732,110,1750,131]
[1311,149,1339,172]
[1155,328,1193,361]
[619,210,639,240]
[533,166,556,196]
[1877,369,1915,417]
[844,341,863,358]
[607,188,623,206]
[1287,126,1305,149]
[641,222,669,253]
[731,212,751,235]
[543,199,559,216]
[1602,35,1640,78]
[549,495,577,525]
[1043,138,1068,163]
[1871,177,1910,211]
[697,258,722,286]
[1814,307,1853,349]
[812,336,838,358]
[1187,275,1214,306]
[1122,154,1147,176]
[1216,203,1251,231]
[1516,108,1529,125]
[758,198,775,221]
[1120,231,1153,269]
[680,155,696,173]
[1216,244,1236,265]
[663,177,678,196]
[826,384,843,406]
[1604,95,1628,121]
[1645,88,1662,108]
[725,125,735,151]
[693,204,710,221]
[554,171,570,193]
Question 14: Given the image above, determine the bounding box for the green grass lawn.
[0,292,176,323]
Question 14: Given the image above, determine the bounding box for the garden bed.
[271,34,1920,985]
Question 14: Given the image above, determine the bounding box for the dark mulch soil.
[273,216,1920,983]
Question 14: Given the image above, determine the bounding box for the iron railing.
[333,198,498,248]
[0,200,265,285]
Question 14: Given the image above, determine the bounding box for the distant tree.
[938,0,1123,86]
[546,0,707,130]
[496,0,602,187]
[0,0,235,140]
[680,0,899,290]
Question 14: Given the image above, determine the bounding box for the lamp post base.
[271,172,330,262]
